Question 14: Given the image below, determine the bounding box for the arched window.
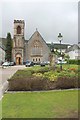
[17,26,21,34]
[31,40,42,55]
[39,58,40,61]
[33,59,34,61]
[36,58,37,61]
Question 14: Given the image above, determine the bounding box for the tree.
[49,53,57,70]
[5,33,12,61]
[65,54,70,63]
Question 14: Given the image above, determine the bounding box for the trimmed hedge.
[8,76,79,91]
[8,77,56,91]
[8,65,79,91]
[55,76,79,89]
[68,59,80,65]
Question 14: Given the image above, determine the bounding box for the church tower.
[12,20,25,65]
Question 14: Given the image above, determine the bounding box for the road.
[0,65,25,100]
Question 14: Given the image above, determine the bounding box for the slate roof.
[47,43,71,50]
[66,44,80,53]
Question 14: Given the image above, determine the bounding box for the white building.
[51,43,71,53]
[66,44,80,60]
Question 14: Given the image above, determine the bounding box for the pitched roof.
[66,44,80,52]
[47,43,71,50]
[28,30,47,44]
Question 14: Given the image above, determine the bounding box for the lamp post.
[58,33,63,71]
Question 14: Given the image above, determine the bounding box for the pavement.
[0,65,25,100]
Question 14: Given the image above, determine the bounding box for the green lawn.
[2,90,78,118]
[0,100,2,119]
[25,64,78,71]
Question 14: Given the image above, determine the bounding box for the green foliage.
[33,73,43,77]
[57,70,77,78]
[54,49,60,57]
[69,59,80,65]
[5,33,12,61]
[10,70,34,80]
[43,71,58,81]
[8,65,79,91]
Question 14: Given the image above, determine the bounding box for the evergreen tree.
[5,33,12,61]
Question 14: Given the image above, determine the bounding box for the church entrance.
[15,54,22,65]
[16,57,21,65]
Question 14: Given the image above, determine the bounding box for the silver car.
[2,62,10,66]
[25,61,34,67]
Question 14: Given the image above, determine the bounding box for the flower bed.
[8,65,79,91]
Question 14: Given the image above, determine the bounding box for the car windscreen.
[26,61,30,63]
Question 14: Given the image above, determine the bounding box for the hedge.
[8,76,79,91]
[68,59,80,65]
[55,76,79,89]
[8,77,56,91]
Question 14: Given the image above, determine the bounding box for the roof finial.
[36,28,38,31]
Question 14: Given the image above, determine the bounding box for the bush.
[55,76,78,89]
[68,59,80,65]
[8,77,56,91]
[57,71,77,78]
[8,65,79,91]
[36,67,50,74]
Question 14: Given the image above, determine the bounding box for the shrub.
[57,71,77,78]
[43,71,58,81]
[33,73,43,77]
[8,77,56,91]
[8,65,79,91]
[55,76,78,89]
[36,67,50,74]
[69,59,80,65]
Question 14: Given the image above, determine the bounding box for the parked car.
[9,62,15,66]
[57,60,67,64]
[25,61,34,67]
[2,62,10,67]
[44,61,50,65]
[40,61,46,67]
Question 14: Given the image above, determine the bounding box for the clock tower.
[12,20,25,65]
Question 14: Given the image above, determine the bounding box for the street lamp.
[58,33,63,70]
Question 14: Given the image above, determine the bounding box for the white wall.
[67,49,80,59]
[0,47,5,64]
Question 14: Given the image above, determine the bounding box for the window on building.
[39,58,40,61]
[33,59,34,61]
[17,26,21,34]
[36,58,37,61]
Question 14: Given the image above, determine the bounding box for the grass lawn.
[2,90,78,118]
[25,64,78,71]
[0,100,2,119]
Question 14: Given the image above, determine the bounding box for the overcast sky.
[1,0,78,44]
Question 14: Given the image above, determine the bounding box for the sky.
[0,0,78,44]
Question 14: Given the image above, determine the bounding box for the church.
[12,20,51,65]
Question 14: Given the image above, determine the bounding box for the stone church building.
[12,20,50,65]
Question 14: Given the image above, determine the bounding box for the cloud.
[1,1,78,44]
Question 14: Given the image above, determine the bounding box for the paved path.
[0,65,25,100]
